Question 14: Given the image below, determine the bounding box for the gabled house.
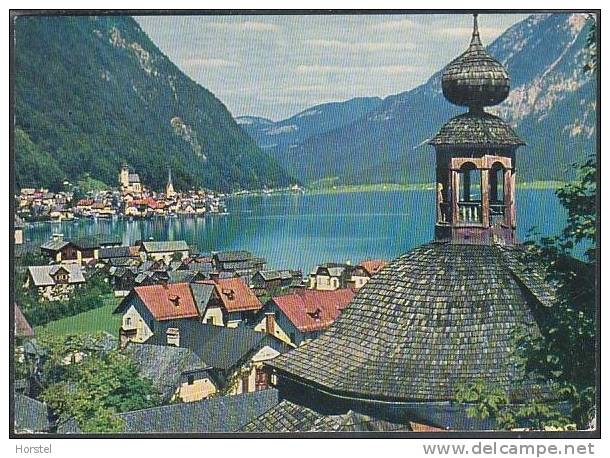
[350,259,388,289]
[254,288,355,346]
[140,240,189,263]
[25,264,86,301]
[251,270,303,295]
[309,263,354,290]
[146,321,290,395]
[212,250,266,283]
[201,278,263,327]
[40,235,114,266]
[113,282,202,346]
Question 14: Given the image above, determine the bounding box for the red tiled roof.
[272,288,355,333]
[358,259,388,276]
[134,283,199,321]
[14,303,34,337]
[213,278,262,312]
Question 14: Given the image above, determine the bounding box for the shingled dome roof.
[441,14,509,108]
[428,110,525,149]
[268,241,556,403]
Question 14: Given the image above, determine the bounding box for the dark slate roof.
[147,322,286,372]
[117,389,279,433]
[190,282,215,314]
[100,246,132,259]
[124,343,209,402]
[268,241,553,403]
[14,394,50,433]
[215,250,252,262]
[142,241,189,253]
[242,400,411,432]
[428,111,524,149]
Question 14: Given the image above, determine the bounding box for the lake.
[23,189,567,274]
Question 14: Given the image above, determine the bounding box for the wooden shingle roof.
[268,242,554,403]
[428,111,524,149]
[242,400,411,432]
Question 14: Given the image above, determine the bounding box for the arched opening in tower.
[458,162,482,223]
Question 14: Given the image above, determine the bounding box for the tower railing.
[457,201,482,224]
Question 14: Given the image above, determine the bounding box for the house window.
[206,317,214,325]
[125,317,132,327]
[255,367,270,391]
[187,375,195,385]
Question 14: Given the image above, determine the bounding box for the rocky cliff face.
[14,15,293,192]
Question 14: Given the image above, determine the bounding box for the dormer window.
[222,288,235,300]
[169,294,180,307]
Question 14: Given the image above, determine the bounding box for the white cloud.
[369,17,419,31]
[304,39,415,52]
[296,65,421,75]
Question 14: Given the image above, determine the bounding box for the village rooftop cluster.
[15,165,227,223]
[14,228,388,433]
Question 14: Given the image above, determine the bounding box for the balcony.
[489,203,506,226]
[457,201,482,224]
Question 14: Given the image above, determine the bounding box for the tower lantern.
[429,13,524,245]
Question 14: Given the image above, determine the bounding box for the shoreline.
[229,181,566,198]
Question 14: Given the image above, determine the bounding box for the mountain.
[236,97,382,160]
[14,16,293,192]
[240,13,596,186]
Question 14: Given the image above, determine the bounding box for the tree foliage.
[32,333,160,433]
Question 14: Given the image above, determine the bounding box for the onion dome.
[429,110,525,149]
[268,242,555,403]
[441,14,510,108]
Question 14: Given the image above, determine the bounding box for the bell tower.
[429,14,524,245]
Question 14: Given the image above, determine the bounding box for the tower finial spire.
[470,13,482,47]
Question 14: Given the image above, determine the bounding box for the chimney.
[265,312,276,336]
[166,328,180,347]
[169,294,180,307]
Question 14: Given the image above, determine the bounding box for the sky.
[135,13,528,121]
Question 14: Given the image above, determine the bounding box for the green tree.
[33,333,160,433]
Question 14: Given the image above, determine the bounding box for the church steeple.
[166,167,176,197]
[429,14,524,245]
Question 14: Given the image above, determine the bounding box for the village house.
[254,288,355,346]
[145,321,289,396]
[250,269,303,295]
[200,277,263,327]
[349,259,388,289]
[212,250,266,283]
[25,264,86,301]
[113,282,203,346]
[309,262,354,290]
[139,240,189,263]
[40,234,121,266]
